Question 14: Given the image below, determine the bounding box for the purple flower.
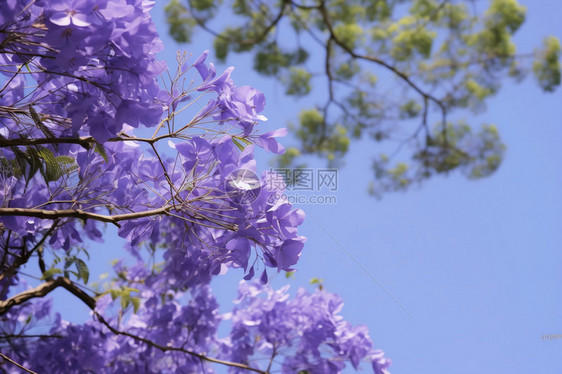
[371,350,392,374]
[48,0,97,27]
[96,0,135,20]
[0,2,391,373]
[255,127,288,154]
[276,239,304,271]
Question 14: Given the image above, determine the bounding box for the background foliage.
[166,0,560,196]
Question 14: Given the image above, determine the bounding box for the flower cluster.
[0,0,165,142]
[1,273,391,374]
[193,51,267,135]
[0,1,390,373]
[0,0,305,292]
[221,281,391,373]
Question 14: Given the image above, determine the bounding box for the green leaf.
[41,268,62,280]
[399,100,422,118]
[309,277,323,285]
[232,137,246,151]
[28,105,56,141]
[131,297,141,313]
[533,36,561,92]
[36,148,77,182]
[165,0,196,43]
[214,34,230,61]
[64,257,76,270]
[0,158,22,178]
[94,143,109,162]
[333,23,363,49]
[121,292,131,309]
[192,0,214,11]
[75,259,90,284]
[285,67,311,96]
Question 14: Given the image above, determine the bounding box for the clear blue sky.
[52,1,562,373]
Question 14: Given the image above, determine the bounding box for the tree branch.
[0,204,239,232]
[0,352,39,374]
[0,136,96,149]
[316,0,448,136]
[0,334,62,339]
[0,277,92,315]
[186,0,288,46]
[0,206,170,229]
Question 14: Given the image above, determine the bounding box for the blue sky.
[50,1,562,373]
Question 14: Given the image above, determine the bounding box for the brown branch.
[0,128,227,150]
[0,277,92,315]
[0,206,170,229]
[0,136,96,149]
[317,0,448,136]
[0,204,238,232]
[0,133,184,148]
[325,38,334,101]
[186,0,288,46]
[0,334,62,339]
[290,1,321,10]
[0,352,39,374]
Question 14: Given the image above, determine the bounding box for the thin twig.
[0,352,39,374]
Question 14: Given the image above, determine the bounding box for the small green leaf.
[285,67,311,96]
[309,277,323,285]
[36,148,77,182]
[214,34,230,61]
[64,257,76,270]
[232,137,246,151]
[75,259,90,284]
[29,105,56,141]
[94,143,109,162]
[165,0,196,43]
[41,268,62,280]
[131,297,141,313]
[121,292,131,310]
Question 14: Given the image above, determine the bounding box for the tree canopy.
[0,0,390,373]
[165,0,561,196]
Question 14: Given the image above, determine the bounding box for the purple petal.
[50,12,71,26]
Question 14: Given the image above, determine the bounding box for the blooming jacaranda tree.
[0,1,391,373]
